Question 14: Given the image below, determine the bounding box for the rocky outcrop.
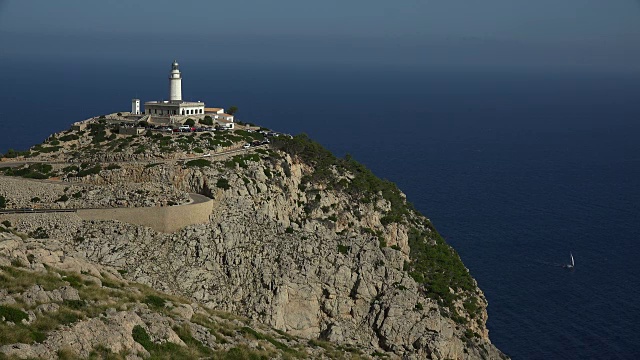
[0,125,507,359]
[0,232,372,359]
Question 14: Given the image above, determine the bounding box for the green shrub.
[29,227,49,239]
[0,196,5,209]
[52,309,80,326]
[59,134,80,142]
[239,327,296,354]
[185,159,211,168]
[0,305,29,323]
[132,325,154,351]
[224,154,260,169]
[38,146,61,153]
[57,194,69,202]
[285,227,294,234]
[406,228,475,315]
[75,165,102,177]
[2,149,30,158]
[337,245,350,254]
[216,178,230,190]
[199,116,213,126]
[3,163,52,179]
[30,197,41,203]
[63,300,85,310]
[143,295,166,308]
[62,165,79,173]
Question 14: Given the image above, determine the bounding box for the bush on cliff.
[273,134,410,223]
[1,149,30,159]
[216,178,231,190]
[186,159,211,168]
[407,227,475,317]
[1,163,51,180]
[74,164,102,178]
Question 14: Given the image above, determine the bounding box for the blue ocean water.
[1,58,639,359]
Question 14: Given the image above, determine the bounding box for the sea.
[1,57,639,359]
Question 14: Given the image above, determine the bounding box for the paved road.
[0,193,209,215]
[0,208,77,214]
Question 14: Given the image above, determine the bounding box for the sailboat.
[564,252,575,269]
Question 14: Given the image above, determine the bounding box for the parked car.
[179,125,192,132]
[243,143,251,149]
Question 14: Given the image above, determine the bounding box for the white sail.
[570,252,575,267]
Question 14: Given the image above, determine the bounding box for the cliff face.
[0,232,372,359]
[0,126,507,359]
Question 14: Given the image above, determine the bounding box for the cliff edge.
[0,119,507,359]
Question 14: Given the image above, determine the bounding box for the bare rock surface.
[0,122,508,359]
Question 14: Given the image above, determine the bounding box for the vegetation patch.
[216,178,231,190]
[273,135,411,224]
[74,164,102,178]
[224,154,260,169]
[0,305,29,323]
[143,294,166,309]
[185,159,211,168]
[1,163,53,179]
[239,327,301,356]
[1,149,31,158]
[337,245,350,254]
[29,227,49,239]
[406,227,475,319]
[59,134,80,142]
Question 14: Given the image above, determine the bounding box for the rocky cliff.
[0,120,507,359]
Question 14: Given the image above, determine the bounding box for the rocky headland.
[0,115,508,359]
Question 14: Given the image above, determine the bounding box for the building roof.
[144,100,205,107]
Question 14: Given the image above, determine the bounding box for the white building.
[144,61,205,118]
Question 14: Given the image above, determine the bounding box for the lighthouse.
[169,60,182,102]
[144,60,205,117]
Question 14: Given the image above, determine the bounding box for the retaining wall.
[77,193,213,233]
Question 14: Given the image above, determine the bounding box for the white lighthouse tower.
[169,60,182,102]
[144,60,205,118]
[131,98,140,114]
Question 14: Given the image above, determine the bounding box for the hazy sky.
[1,0,639,71]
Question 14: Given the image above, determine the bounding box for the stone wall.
[77,193,213,233]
